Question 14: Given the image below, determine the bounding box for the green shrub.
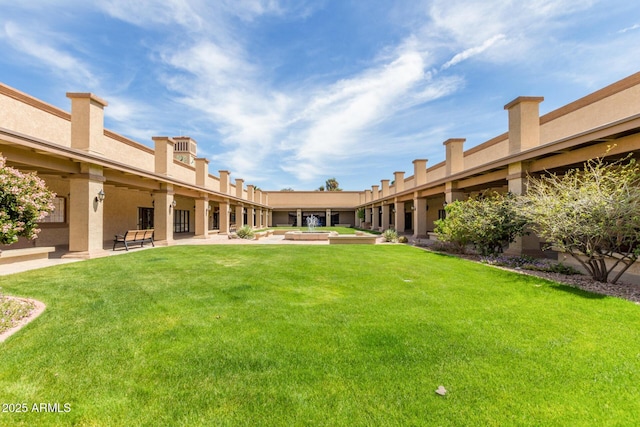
[236,225,255,239]
[398,236,408,243]
[434,192,528,256]
[382,229,398,242]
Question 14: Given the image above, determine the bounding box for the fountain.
[306,214,319,232]
[284,214,338,241]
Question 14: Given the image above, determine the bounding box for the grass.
[0,245,639,426]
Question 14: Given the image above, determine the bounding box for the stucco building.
[1,72,640,274]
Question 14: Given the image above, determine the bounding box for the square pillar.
[195,196,209,238]
[296,209,302,227]
[372,205,380,230]
[444,139,465,176]
[219,201,230,234]
[235,205,245,228]
[394,199,405,232]
[413,196,428,238]
[371,185,379,200]
[326,209,332,226]
[505,96,544,154]
[381,180,390,197]
[67,164,106,257]
[219,170,230,195]
[67,92,108,155]
[235,179,244,199]
[153,185,174,245]
[413,159,428,186]
[381,204,390,230]
[247,206,255,228]
[505,162,541,256]
[153,136,175,176]
[445,181,465,204]
[394,172,405,193]
[195,158,209,186]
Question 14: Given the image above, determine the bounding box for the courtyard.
[1,244,639,426]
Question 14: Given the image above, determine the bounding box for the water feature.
[306,214,319,232]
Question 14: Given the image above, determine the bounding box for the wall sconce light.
[443,201,448,207]
[170,199,177,213]
[392,208,396,213]
[410,205,416,211]
[95,189,105,203]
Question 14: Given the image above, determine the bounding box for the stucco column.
[413,196,428,238]
[364,206,372,228]
[247,206,255,228]
[67,92,108,155]
[235,205,245,228]
[413,159,428,186]
[66,163,106,257]
[195,196,209,238]
[219,201,230,234]
[394,199,405,232]
[153,185,174,245]
[394,172,405,193]
[195,158,209,186]
[505,162,541,256]
[296,209,302,227]
[372,205,380,230]
[381,204,390,231]
[219,170,230,195]
[381,180,390,197]
[444,181,465,204]
[326,209,332,226]
[444,139,465,176]
[153,136,175,176]
[505,97,544,155]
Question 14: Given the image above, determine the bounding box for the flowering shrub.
[0,156,55,245]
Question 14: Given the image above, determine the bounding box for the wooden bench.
[113,229,155,251]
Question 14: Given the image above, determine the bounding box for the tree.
[325,177,342,191]
[0,156,55,245]
[519,155,640,283]
[280,188,294,192]
[434,192,528,255]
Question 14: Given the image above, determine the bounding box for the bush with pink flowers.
[0,155,55,245]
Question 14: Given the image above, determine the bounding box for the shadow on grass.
[549,283,607,299]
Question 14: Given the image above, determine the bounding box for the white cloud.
[0,21,99,88]
[441,34,506,70]
[619,23,640,34]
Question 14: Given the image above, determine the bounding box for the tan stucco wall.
[0,84,71,147]
[102,133,155,171]
[266,191,361,209]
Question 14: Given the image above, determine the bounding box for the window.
[174,210,190,233]
[138,207,154,229]
[41,197,65,223]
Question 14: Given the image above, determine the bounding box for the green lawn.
[1,245,639,426]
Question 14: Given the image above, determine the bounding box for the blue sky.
[1,1,639,191]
